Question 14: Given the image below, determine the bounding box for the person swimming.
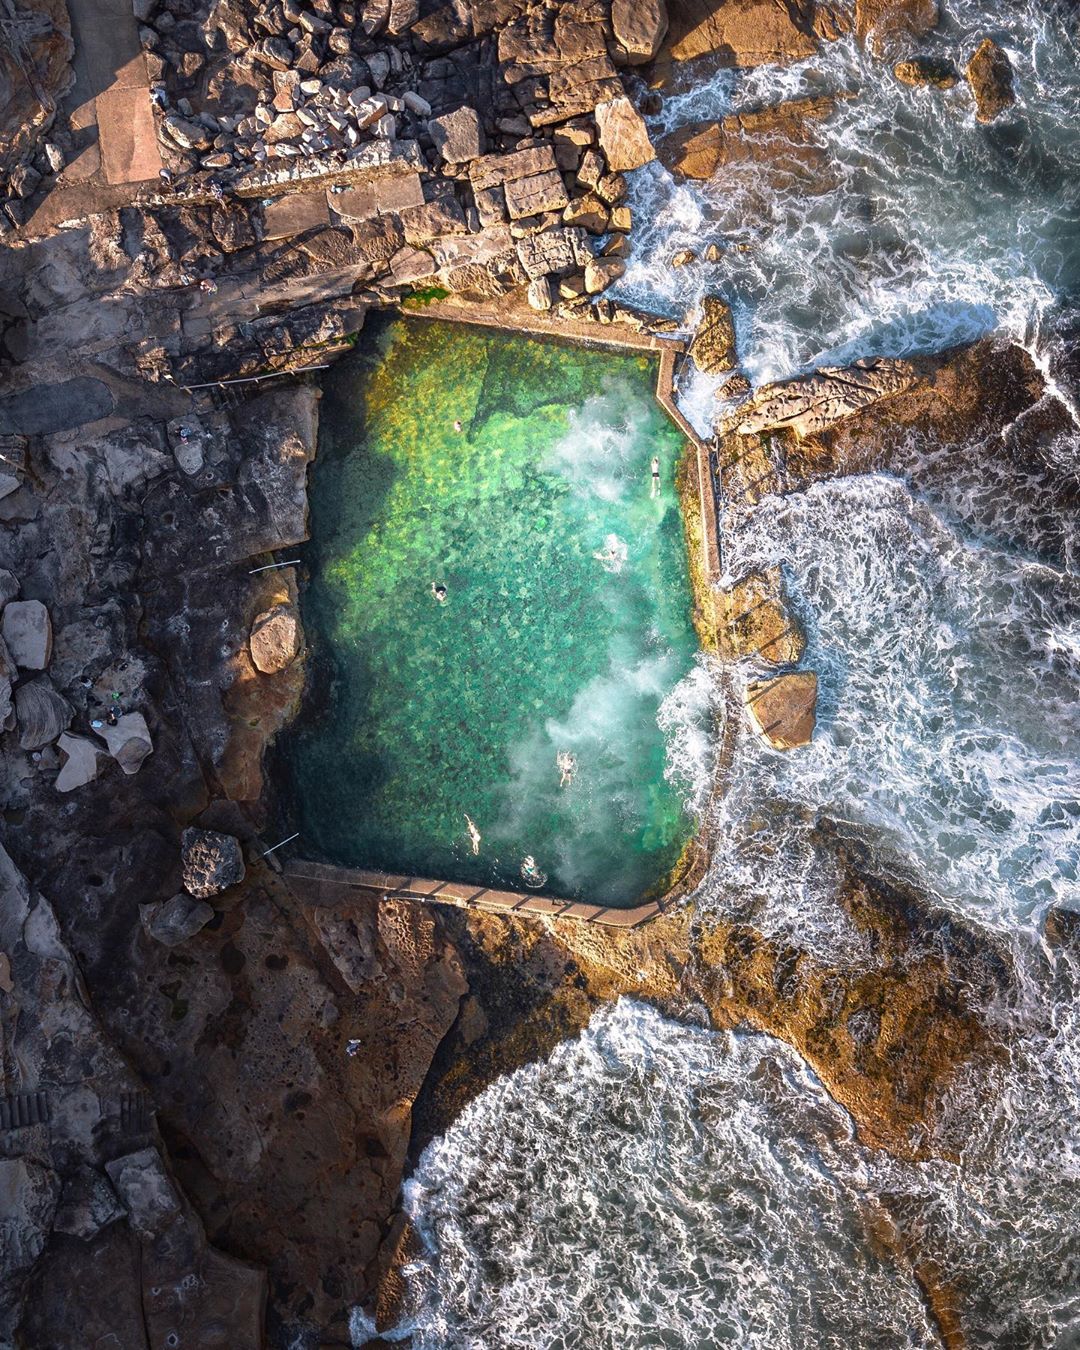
[650,455,661,498]
[464,814,481,855]
[432,582,448,603]
[556,750,577,787]
[592,533,628,574]
[520,855,547,888]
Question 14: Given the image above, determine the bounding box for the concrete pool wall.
[285,310,736,927]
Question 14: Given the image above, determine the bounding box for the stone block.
[2,599,51,669]
[504,170,569,220]
[745,671,817,749]
[430,105,484,163]
[594,96,656,172]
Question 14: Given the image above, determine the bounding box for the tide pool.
[282,318,702,905]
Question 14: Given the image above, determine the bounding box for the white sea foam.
[394,1000,937,1350]
[613,0,1080,386]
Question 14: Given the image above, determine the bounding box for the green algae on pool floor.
[284,318,702,906]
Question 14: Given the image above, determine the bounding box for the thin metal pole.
[262,832,299,856]
[248,559,301,574]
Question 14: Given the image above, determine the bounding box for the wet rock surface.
[966,37,1016,123]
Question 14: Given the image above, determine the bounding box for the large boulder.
[249,602,301,674]
[689,296,737,374]
[104,1149,183,1239]
[966,38,1015,123]
[15,677,71,750]
[181,827,246,899]
[2,599,52,670]
[894,55,959,88]
[594,96,656,172]
[611,0,668,64]
[0,636,14,730]
[745,670,817,749]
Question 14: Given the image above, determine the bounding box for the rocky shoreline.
[0,0,1059,1345]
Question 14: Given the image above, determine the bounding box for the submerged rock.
[967,38,1016,122]
[660,97,837,204]
[181,827,246,899]
[745,670,818,749]
[689,296,736,375]
[855,0,939,57]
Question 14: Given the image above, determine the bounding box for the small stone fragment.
[0,569,19,608]
[99,712,153,775]
[181,827,246,899]
[249,603,301,674]
[2,599,52,669]
[671,248,696,267]
[55,733,104,792]
[527,276,554,310]
[140,892,216,945]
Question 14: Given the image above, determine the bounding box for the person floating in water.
[431,582,448,603]
[520,855,547,889]
[650,455,661,498]
[593,533,627,574]
[453,419,463,433]
[464,814,481,855]
[556,750,577,787]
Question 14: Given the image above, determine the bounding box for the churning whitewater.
[381,2,1080,1346]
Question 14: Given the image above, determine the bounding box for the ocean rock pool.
[281,317,702,906]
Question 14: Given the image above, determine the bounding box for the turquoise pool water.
[283,317,701,905]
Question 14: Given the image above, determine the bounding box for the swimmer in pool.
[432,582,448,603]
[464,814,481,855]
[650,455,660,498]
[593,533,627,574]
[453,419,463,433]
[556,750,577,787]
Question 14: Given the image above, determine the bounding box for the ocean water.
[285,319,705,905]
[361,3,1080,1345]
